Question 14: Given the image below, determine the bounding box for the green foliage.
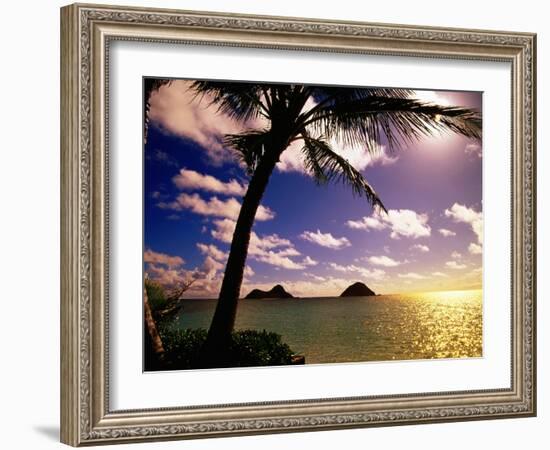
[150,328,295,371]
[229,329,294,367]
[145,279,167,311]
[160,328,209,371]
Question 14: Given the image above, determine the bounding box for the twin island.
[244,282,376,299]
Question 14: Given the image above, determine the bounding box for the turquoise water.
[170,289,482,364]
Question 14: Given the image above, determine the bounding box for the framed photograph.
[60,3,536,446]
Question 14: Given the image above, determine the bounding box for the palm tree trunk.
[144,286,165,367]
[201,149,281,367]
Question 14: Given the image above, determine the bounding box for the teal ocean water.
[170,289,482,364]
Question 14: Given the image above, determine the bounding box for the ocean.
[169,289,482,364]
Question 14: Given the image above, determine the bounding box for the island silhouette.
[245,284,294,299]
[339,282,376,297]
[244,282,376,299]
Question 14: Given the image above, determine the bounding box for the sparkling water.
[169,289,482,364]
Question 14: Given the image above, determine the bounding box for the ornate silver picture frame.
[60,3,536,446]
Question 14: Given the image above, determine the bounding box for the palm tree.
[147,81,482,367]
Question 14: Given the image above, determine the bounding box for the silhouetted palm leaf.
[301,133,387,212]
[224,129,271,174]
[191,81,270,122]
[302,96,481,151]
[308,86,414,112]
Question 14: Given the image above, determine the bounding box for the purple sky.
[144,80,482,298]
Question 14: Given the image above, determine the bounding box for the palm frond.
[224,129,272,174]
[310,86,415,104]
[190,81,271,122]
[304,96,481,151]
[301,87,415,126]
[144,78,172,104]
[144,78,172,143]
[301,134,386,211]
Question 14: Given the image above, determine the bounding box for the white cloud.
[275,140,305,173]
[432,272,448,277]
[357,268,387,280]
[439,228,456,237]
[245,231,293,258]
[368,255,401,267]
[445,261,467,270]
[211,219,288,255]
[210,218,236,243]
[329,263,350,272]
[346,208,431,239]
[257,234,294,251]
[444,203,483,244]
[277,139,398,175]
[305,273,327,282]
[465,142,482,158]
[143,248,225,293]
[301,256,319,266]
[144,249,184,268]
[209,219,314,270]
[469,242,483,255]
[413,90,452,106]
[201,255,224,280]
[158,193,274,221]
[329,263,386,280]
[347,215,387,231]
[451,251,462,259]
[244,265,255,277]
[196,243,227,262]
[300,229,351,249]
[144,249,202,290]
[398,272,426,280]
[173,169,247,196]
[276,247,301,257]
[147,248,256,297]
[255,251,307,270]
[411,244,430,252]
[147,80,256,165]
[146,264,193,288]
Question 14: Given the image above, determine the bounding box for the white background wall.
[0,0,546,449]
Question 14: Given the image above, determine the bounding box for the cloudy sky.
[144,80,482,298]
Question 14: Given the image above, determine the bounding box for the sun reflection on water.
[362,289,483,361]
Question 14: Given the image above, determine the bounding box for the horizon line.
[177,286,482,301]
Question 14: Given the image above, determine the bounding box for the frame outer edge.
[61,3,81,447]
[61,2,537,445]
[528,33,536,416]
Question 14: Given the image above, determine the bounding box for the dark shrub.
[159,328,208,371]
[229,329,294,367]
[148,328,295,371]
